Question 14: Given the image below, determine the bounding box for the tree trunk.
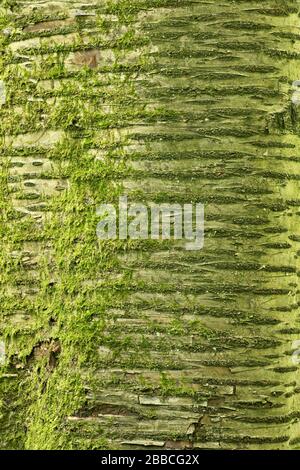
[0,0,300,450]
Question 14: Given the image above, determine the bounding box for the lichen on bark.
[0,0,300,450]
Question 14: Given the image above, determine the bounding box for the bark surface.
[0,0,300,450]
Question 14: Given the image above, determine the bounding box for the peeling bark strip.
[0,0,300,450]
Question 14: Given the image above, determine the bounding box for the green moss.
[1,0,300,451]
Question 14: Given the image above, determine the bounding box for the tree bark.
[0,0,300,450]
